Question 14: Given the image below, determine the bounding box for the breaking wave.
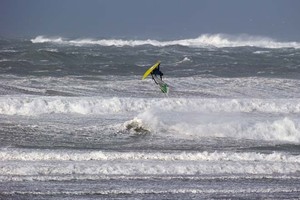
[1,96,299,143]
[0,96,300,116]
[31,34,300,48]
[1,148,300,179]
[1,148,299,162]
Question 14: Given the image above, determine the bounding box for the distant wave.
[31,34,300,48]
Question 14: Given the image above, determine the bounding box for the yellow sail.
[142,61,161,80]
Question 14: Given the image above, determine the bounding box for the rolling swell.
[2,36,300,78]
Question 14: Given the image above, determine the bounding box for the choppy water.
[1,35,300,199]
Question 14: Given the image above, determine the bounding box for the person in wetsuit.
[151,63,163,84]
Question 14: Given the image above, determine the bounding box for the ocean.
[0,34,300,199]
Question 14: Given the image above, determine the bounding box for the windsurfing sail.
[152,75,169,94]
[142,61,161,80]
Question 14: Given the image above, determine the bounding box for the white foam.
[1,149,299,162]
[30,36,64,43]
[30,34,300,48]
[2,187,300,196]
[1,96,299,142]
[0,49,17,53]
[38,48,59,52]
[1,149,299,177]
[176,57,192,65]
[0,96,299,116]
[253,50,270,54]
[162,117,300,143]
[0,59,9,62]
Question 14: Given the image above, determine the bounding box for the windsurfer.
[151,63,163,83]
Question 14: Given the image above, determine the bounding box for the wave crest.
[1,97,300,116]
[30,34,300,48]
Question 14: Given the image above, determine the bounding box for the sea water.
[0,35,300,199]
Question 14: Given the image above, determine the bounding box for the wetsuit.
[151,65,163,82]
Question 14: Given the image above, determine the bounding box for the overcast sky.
[1,0,300,40]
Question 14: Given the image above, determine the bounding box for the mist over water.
[1,35,300,199]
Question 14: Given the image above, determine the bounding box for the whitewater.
[1,35,300,199]
[31,34,300,48]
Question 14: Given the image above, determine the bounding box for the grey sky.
[1,0,300,40]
